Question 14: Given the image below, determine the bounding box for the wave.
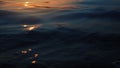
[0,4,120,67]
[0,28,120,68]
[52,10,120,22]
[0,27,120,50]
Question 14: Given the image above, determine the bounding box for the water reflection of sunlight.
[28,49,32,51]
[32,60,37,64]
[27,26,35,31]
[1,0,83,10]
[23,25,28,27]
[24,2,35,8]
[18,48,38,64]
[21,50,28,54]
[23,24,42,31]
[24,2,29,7]
[34,54,39,57]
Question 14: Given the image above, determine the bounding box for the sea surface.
[0,0,120,68]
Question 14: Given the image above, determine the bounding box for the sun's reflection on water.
[32,60,37,64]
[22,24,42,31]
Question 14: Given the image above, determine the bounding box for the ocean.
[0,0,120,68]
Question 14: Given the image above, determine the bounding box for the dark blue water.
[0,0,120,68]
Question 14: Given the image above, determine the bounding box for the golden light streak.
[32,60,36,64]
[23,1,35,8]
[27,26,35,31]
[23,25,28,27]
[21,50,28,54]
[34,54,39,57]
[24,2,29,7]
[24,24,42,31]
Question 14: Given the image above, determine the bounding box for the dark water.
[0,0,120,68]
